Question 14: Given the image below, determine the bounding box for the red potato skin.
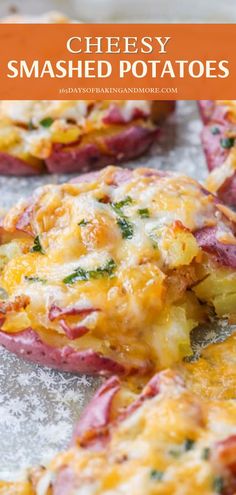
[53,374,163,494]
[52,371,174,495]
[212,435,236,495]
[198,100,229,126]
[0,101,175,175]
[72,376,121,447]
[198,100,236,207]
[53,468,77,495]
[0,327,152,376]
[3,167,236,376]
[0,152,43,176]
[46,126,159,174]
[201,122,229,172]
[214,435,236,475]
[48,304,100,340]
[217,174,236,206]
[194,226,236,268]
[0,328,125,376]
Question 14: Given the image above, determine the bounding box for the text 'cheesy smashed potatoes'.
[0,166,236,375]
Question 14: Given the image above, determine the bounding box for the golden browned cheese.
[1,338,236,494]
[0,481,34,494]
[206,100,236,195]
[3,370,236,495]
[178,333,236,400]
[0,13,159,170]
[216,100,236,123]
[1,166,236,372]
[0,100,155,168]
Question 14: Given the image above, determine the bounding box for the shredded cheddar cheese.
[3,369,236,495]
[0,166,236,373]
[0,100,153,168]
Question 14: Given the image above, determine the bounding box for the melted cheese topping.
[2,341,236,495]
[206,149,236,194]
[0,481,34,495]
[0,12,153,166]
[179,333,236,400]
[0,166,235,372]
[216,100,236,123]
[28,370,236,495]
[0,100,152,164]
[206,101,236,194]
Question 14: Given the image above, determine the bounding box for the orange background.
[0,24,235,99]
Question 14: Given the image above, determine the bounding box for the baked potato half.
[0,166,236,375]
[199,100,236,206]
[2,369,236,494]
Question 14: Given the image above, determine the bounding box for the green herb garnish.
[138,208,150,218]
[117,217,134,239]
[39,117,54,128]
[30,236,45,255]
[213,476,224,494]
[150,470,164,481]
[202,447,210,460]
[63,258,116,285]
[107,196,134,239]
[112,196,133,211]
[24,276,47,284]
[78,219,90,227]
[184,438,195,451]
[211,126,220,135]
[220,136,235,149]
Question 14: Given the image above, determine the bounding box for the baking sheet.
[0,0,236,22]
[0,100,208,478]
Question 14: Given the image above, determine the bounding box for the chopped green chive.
[117,217,134,239]
[111,197,133,218]
[30,236,45,255]
[150,470,164,481]
[220,136,235,149]
[24,276,47,284]
[63,258,116,285]
[211,126,220,135]
[184,438,195,451]
[202,447,210,460]
[78,219,90,227]
[138,208,150,218]
[63,267,89,284]
[112,196,133,211]
[39,117,54,128]
[213,476,224,494]
[101,196,135,239]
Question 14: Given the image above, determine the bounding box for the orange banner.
[0,24,235,99]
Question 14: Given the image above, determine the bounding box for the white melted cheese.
[0,166,234,370]
[0,100,153,160]
[32,371,236,495]
[0,101,89,126]
[206,152,236,193]
[36,470,55,495]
